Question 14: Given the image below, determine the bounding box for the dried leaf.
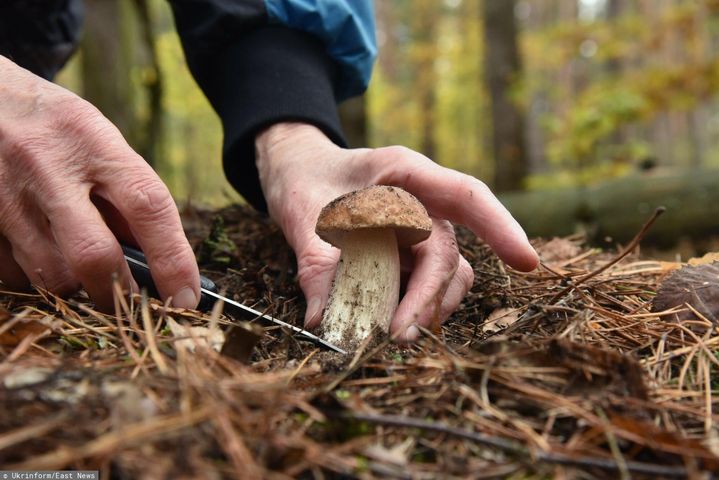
[610,414,719,466]
[688,252,719,266]
[0,319,51,346]
[651,262,719,324]
[538,237,582,264]
[167,317,225,353]
[220,322,263,364]
[3,367,54,389]
[482,308,520,333]
[363,437,414,467]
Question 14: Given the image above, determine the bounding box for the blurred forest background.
[57,0,719,247]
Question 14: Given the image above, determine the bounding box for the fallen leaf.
[363,437,414,467]
[167,317,225,353]
[482,307,520,334]
[3,367,54,389]
[688,251,719,266]
[538,237,582,264]
[610,414,719,467]
[651,262,719,325]
[220,322,263,364]
[0,318,52,346]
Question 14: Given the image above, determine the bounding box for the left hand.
[255,122,538,342]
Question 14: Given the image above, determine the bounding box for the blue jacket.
[0,0,377,210]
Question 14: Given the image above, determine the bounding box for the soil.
[0,203,717,478]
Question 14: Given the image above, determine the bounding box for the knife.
[121,245,346,354]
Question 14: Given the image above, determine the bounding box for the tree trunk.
[483,0,527,191]
[131,0,164,169]
[411,0,438,159]
[500,168,719,247]
[81,0,131,135]
[81,0,163,168]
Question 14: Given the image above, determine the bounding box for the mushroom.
[315,185,432,350]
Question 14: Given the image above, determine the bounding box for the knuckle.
[49,97,101,132]
[149,243,196,286]
[49,99,128,158]
[67,235,118,273]
[124,176,176,222]
[380,145,414,160]
[4,131,49,169]
[31,267,79,296]
[457,258,475,288]
[429,221,460,270]
[297,249,339,287]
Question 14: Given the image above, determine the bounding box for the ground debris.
[0,204,717,478]
[651,261,719,326]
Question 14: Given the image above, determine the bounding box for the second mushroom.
[315,185,432,351]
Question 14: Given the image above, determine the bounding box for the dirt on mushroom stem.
[318,228,400,350]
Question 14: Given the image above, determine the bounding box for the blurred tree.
[131,0,164,168]
[409,0,440,159]
[81,0,132,138]
[483,0,528,191]
[339,96,367,148]
[81,0,163,168]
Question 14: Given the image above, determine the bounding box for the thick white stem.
[321,228,400,349]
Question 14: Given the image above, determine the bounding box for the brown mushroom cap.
[316,186,432,246]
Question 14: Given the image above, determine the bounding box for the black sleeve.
[0,0,84,80]
[168,1,347,212]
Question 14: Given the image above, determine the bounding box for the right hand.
[0,56,200,310]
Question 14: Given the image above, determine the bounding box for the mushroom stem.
[321,228,400,347]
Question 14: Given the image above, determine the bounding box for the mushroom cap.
[316,186,432,247]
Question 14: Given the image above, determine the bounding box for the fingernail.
[172,287,198,310]
[405,325,420,342]
[305,297,322,327]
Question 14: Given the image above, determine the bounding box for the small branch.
[549,207,665,305]
[341,412,690,477]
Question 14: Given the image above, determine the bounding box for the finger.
[390,219,460,342]
[439,256,474,321]
[0,235,30,290]
[295,235,340,329]
[372,147,539,272]
[43,192,138,310]
[99,163,199,309]
[1,213,80,295]
[91,193,138,246]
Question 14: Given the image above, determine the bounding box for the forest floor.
[0,203,717,479]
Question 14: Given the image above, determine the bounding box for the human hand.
[0,56,199,310]
[255,122,538,342]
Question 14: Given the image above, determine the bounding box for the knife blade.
[121,245,346,354]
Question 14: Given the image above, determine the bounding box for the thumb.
[294,235,340,329]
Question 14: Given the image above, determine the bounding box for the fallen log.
[499,168,719,247]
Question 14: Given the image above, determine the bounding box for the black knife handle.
[121,244,219,311]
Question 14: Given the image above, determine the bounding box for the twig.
[341,412,690,477]
[549,207,665,305]
[596,407,630,480]
[141,292,169,375]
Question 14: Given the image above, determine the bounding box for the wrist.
[255,122,335,164]
[254,122,338,220]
